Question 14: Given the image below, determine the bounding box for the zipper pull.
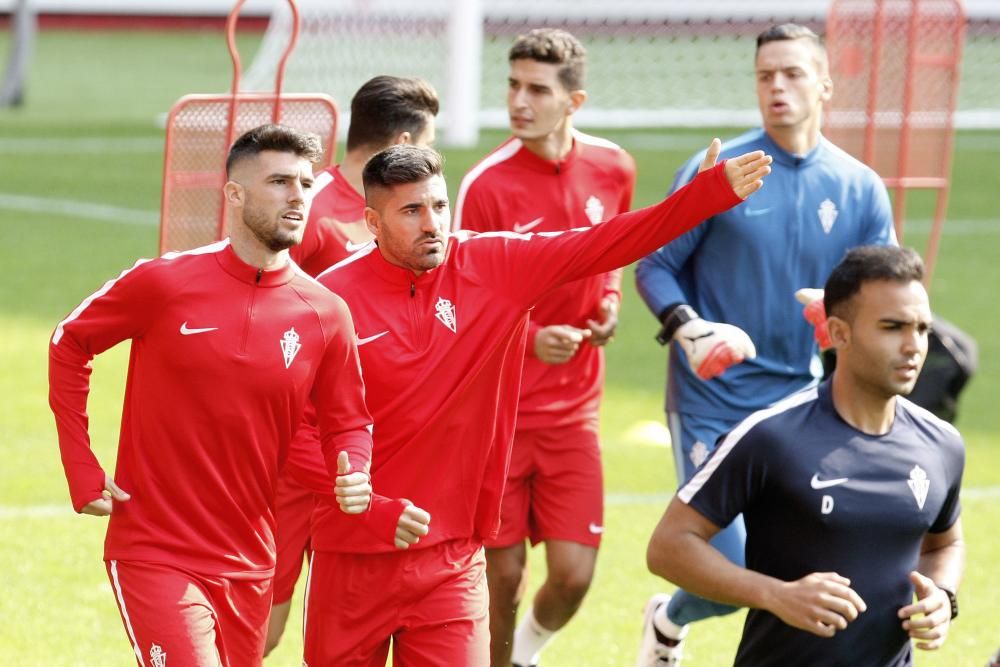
[410,282,415,298]
[256,268,263,283]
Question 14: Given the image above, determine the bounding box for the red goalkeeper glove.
[795,288,832,350]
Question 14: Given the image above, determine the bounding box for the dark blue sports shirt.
[679,380,964,666]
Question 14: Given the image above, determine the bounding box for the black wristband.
[655,304,698,346]
[937,585,958,620]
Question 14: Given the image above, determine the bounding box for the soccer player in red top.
[289,75,439,276]
[48,124,374,667]
[267,75,439,657]
[298,143,771,666]
[453,28,636,666]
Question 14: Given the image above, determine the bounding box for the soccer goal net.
[241,0,1000,144]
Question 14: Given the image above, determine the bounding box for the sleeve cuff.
[361,496,409,546]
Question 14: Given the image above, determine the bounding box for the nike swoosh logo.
[810,474,849,489]
[356,331,389,346]
[744,207,772,217]
[180,322,219,335]
[345,240,370,252]
[588,523,604,534]
[513,217,544,234]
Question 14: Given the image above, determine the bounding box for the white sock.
[654,604,689,640]
[511,608,556,666]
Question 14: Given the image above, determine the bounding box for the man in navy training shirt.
[634,22,896,664]
[645,245,965,667]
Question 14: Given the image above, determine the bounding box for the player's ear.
[819,74,834,103]
[394,131,412,146]
[223,180,244,207]
[826,315,850,349]
[364,206,381,236]
[567,89,587,115]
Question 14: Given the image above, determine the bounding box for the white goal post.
[0,0,36,107]
[241,0,1000,146]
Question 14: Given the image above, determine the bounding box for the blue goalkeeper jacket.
[636,128,896,421]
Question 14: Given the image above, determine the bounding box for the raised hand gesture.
[698,137,772,200]
[335,451,372,515]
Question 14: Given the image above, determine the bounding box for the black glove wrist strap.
[656,304,699,346]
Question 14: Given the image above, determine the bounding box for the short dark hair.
[346,75,440,152]
[509,28,587,91]
[226,124,322,176]
[824,246,925,320]
[362,145,444,203]
[756,23,826,59]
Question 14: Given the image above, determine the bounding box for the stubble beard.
[243,205,300,252]
[413,238,445,272]
[400,233,446,273]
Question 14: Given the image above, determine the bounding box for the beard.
[242,205,300,252]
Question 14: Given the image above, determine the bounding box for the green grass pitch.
[1,29,997,665]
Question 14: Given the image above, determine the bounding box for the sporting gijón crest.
[817,198,838,234]
[280,327,302,368]
[434,297,457,333]
[149,644,166,667]
[585,195,605,225]
[908,464,930,509]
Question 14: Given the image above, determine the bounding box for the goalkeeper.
[634,23,896,665]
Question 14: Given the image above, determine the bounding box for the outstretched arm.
[472,143,772,309]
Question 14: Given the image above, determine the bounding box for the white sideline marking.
[2,486,997,518]
[902,219,1000,235]
[0,136,162,154]
[0,504,71,518]
[1,133,998,155]
[0,191,995,236]
[0,193,158,226]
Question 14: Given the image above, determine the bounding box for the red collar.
[510,137,581,174]
[216,242,296,286]
[360,238,458,288]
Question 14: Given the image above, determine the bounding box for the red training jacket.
[454,130,636,428]
[299,162,741,554]
[49,241,373,579]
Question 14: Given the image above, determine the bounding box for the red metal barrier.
[159,0,338,254]
[825,0,965,284]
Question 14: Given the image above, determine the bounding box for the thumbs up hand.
[334,451,372,514]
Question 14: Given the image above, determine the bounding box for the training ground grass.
[1,29,998,665]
